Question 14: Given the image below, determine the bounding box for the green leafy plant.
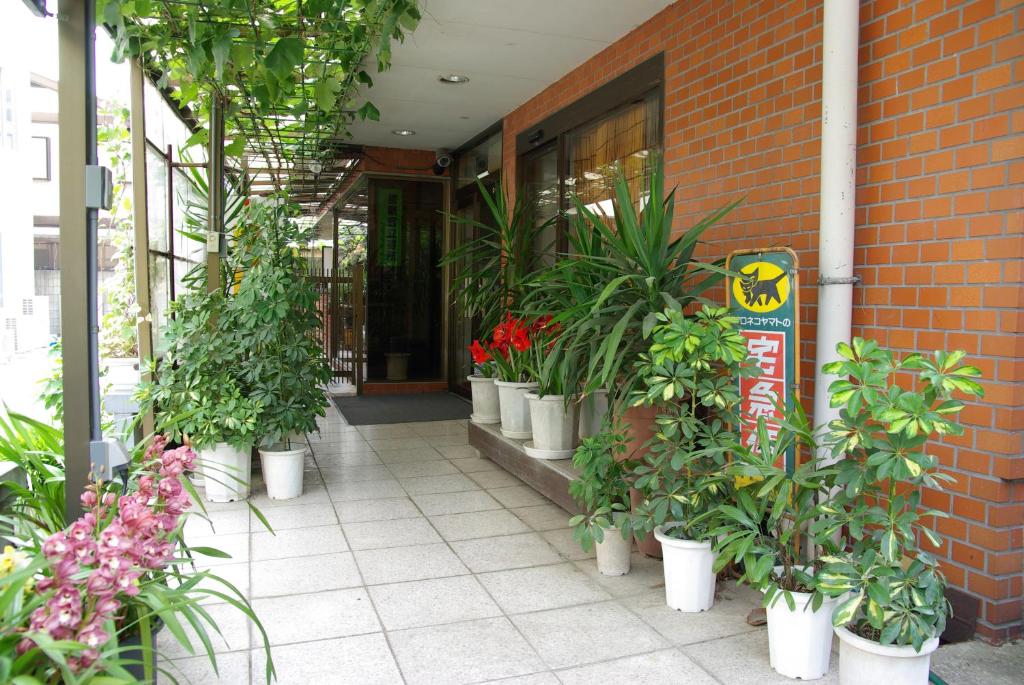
[629,305,755,542]
[813,339,984,651]
[442,181,556,338]
[524,164,739,408]
[568,426,635,552]
[0,409,66,534]
[230,199,331,448]
[713,407,838,611]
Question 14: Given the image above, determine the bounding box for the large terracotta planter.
[621,403,663,558]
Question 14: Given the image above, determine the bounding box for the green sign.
[727,248,800,473]
[376,188,403,268]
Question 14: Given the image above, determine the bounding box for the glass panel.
[567,94,659,216]
[172,168,205,263]
[456,130,502,189]
[146,146,169,253]
[521,142,559,263]
[149,256,171,355]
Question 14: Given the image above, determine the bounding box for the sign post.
[726,248,801,473]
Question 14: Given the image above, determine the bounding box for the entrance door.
[365,178,445,383]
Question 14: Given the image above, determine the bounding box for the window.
[32,136,51,180]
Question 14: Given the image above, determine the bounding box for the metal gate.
[310,263,364,389]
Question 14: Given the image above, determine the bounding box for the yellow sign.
[731,261,791,313]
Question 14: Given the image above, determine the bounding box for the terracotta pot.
[620,403,663,558]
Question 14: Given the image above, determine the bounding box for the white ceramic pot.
[654,523,716,612]
[765,585,843,680]
[258,445,306,500]
[495,380,539,439]
[525,393,578,454]
[595,523,632,576]
[197,442,252,502]
[578,389,609,440]
[468,375,501,424]
[385,353,411,381]
[835,625,938,685]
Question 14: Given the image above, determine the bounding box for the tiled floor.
[161,402,1004,684]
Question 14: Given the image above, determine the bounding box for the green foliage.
[442,181,556,336]
[100,0,420,168]
[523,164,739,406]
[629,305,755,542]
[568,426,635,552]
[813,338,984,650]
[713,406,838,612]
[0,410,66,533]
[230,200,331,447]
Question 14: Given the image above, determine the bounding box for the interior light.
[476,170,490,179]
[439,74,471,84]
[309,161,323,174]
[633,149,650,159]
[392,129,416,136]
[583,171,603,181]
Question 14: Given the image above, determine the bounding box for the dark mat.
[332,392,472,425]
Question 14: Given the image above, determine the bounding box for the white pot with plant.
[632,305,756,612]
[137,289,261,504]
[813,340,984,685]
[467,341,500,425]
[491,315,541,440]
[524,318,579,457]
[233,201,333,501]
[568,428,635,576]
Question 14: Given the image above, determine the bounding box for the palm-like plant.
[442,181,556,337]
[524,164,740,406]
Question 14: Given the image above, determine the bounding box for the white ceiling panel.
[346,0,674,150]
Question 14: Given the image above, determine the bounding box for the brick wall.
[501,0,1023,642]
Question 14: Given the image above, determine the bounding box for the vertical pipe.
[129,59,155,436]
[84,0,101,443]
[57,0,95,518]
[206,96,225,293]
[812,0,860,459]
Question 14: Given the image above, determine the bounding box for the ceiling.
[345,0,674,151]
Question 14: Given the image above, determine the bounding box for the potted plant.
[524,316,579,459]
[813,340,983,685]
[525,164,739,554]
[232,200,332,500]
[139,289,262,502]
[490,314,540,440]
[467,340,500,425]
[568,426,635,576]
[630,305,755,611]
[714,407,842,680]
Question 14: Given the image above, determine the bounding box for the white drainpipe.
[812,0,860,461]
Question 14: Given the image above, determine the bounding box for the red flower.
[468,340,490,365]
[511,328,530,352]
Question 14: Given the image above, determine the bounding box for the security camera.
[433,149,453,176]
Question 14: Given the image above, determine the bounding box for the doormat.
[332,392,471,425]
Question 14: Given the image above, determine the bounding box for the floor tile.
[510,504,572,532]
[319,464,394,483]
[158,602,252,659]
[368,437,431,451]
[357,424,418,438]
[251,525,348,562]
[191,562,250,604]
[479,674,560,685]
[251,552,361,597]
[681,630,838,684]
[186,532,249,567]
[399,473,480,495]
[313,451,382,467]
[512,601,668,669]
[251,588,380,646]
[412,490,502,515]
[248,483,332,510]
[386,459,459,478]
[407,420,468,436]
[430,509,531,541]
[252,633,403,685]
[621,582,762,646]
[477,563,611,614]
[541,528,594,560]
[555,648,718,684]
[389,617,545,685]
[488,485,550,508]
[435,444,480,460]
[335,496,421,523]
[354,542,469,585]
[258,502,338,530]
[162,649,250,685]
[449,456,502,473]
[375,447,447,463]
[425,434,469,447]
[572,553,665,598]
[184,508,250,537]
[326,478,406,501]
[450,532,562,573]
[469,470,524,489]
[368,575,501,630]
[342,516,442,550]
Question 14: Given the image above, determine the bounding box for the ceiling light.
[391,129,416,136]
[439,74,470,84]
